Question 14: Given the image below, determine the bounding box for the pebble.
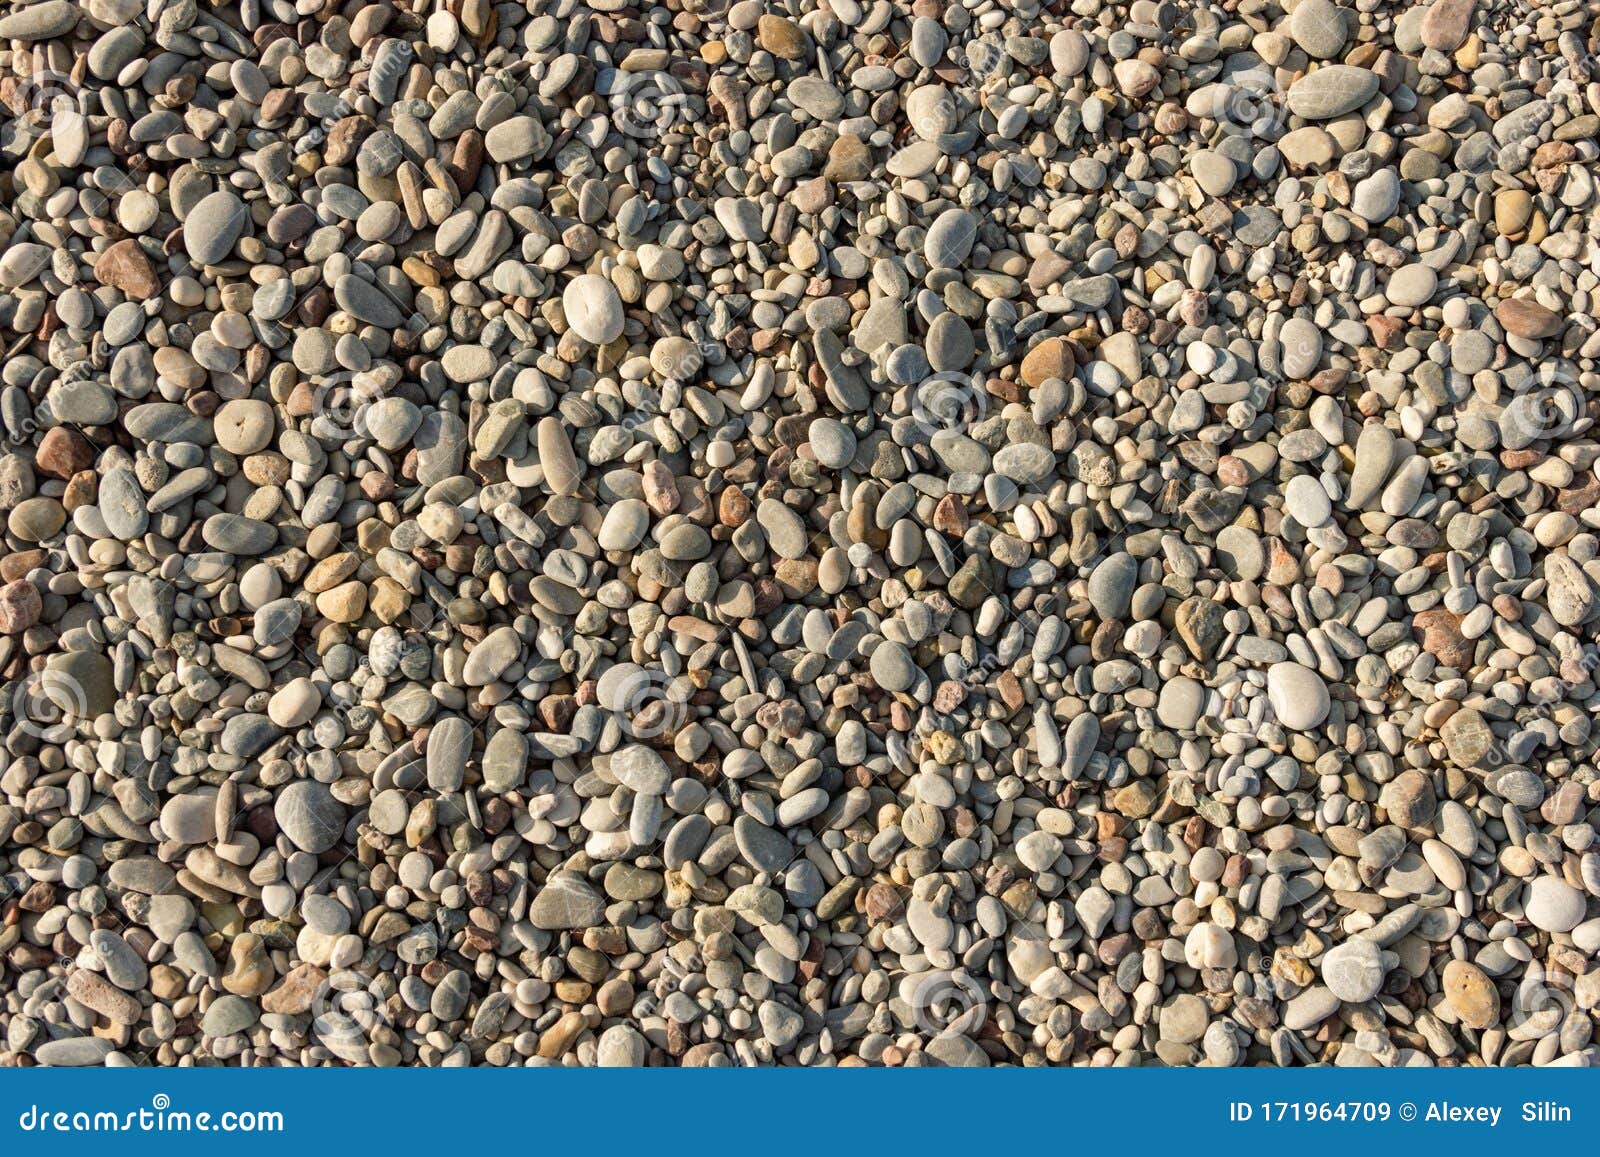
[1279,318,1322,378]
[1525,877,1587,933]
[1387,265,1437,308]
[0,1,79,41]
[0,0,1593,1077]
[1291,0,1347,58]
[274,781,346,855]
[1266,662,1330,730]
[1443,960,1499,1030]
[562,275,625,345]
[1284,475,1332,527]
[1286,66,1380,119]
[1322,938,1388,1003]
[183,191,247,267]
[1421,0,1475,52]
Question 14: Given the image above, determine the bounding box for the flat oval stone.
[757,499,809,559]
[1495,297,1562,339]
[1087,552,1137,620]
[1157,676,1206,729]
[478,729,525,795]
[426,715,472,791]
[0,1,80,40]
[1266,662,1330,730]
[1291,0,1347,57]
[463,625,521,686]
[992,442,1055,484]
[1525,876,1586,932]
[203,514,278,555]
[1279,317,1322,378]
[869,640,917,692]
[529,872,606,929]
[562,274,624,344]
[97,468,149,540]
[925,208,976,269]
[611,744,671,794]
[1321,936,1386,1002]
[184,190,248,266]
[1386,264,1437,307]
[1284,474,1332,527]
[1286,65,1380,119]
[126,403,215,445]
[334,273,405,327]
[274,780,346,853]
[734,815,793,873]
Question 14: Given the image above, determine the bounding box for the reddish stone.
[0,550,45,582]
[995,670,1025,711]
[1367,314,1403,348]
[1496,297,1563,339]
[0,580,41,634]
[35,426,94,478]
[1557,476,1600,516]
[358,471,394,501]
[1020,336,1073,388]
[931,492,967,534]
[862,882,902,924]
[932,679,968,712]
[1216,454,1258,486]
[717,485,750,527]
[1420,0,1474,52]
[260,963,326,1016]
[1413,607,1474,669]
[93,239,160,300]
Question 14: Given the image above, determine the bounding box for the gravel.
[0,0,1596,1073]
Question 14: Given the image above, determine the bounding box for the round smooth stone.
[562,274,624,345]
[1525,876,1587,932]
[1267,662,1330,730]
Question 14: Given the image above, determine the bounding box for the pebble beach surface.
[1,0,1599,1068]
